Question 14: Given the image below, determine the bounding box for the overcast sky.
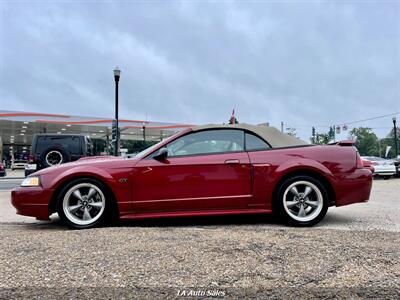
[1,0,399,140]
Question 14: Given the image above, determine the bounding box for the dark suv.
[26,134,93,176]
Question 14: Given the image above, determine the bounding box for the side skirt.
[119,208,272,220]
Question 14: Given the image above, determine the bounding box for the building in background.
[0,110,193,164]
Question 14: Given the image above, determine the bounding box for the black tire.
[383,176,391,180]
[274,175,329,227]
[40,146,71,168]
[57,178,111,229]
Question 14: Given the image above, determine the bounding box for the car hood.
[77,155,122,162]
[33,156,139,176]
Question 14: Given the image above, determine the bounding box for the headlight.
[21,176,40,187]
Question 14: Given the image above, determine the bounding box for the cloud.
[0,1,399,140]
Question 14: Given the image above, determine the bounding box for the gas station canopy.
[0,110,194,147]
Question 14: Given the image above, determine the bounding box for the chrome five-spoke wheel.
[276,176,328,226]
[62,183,106,226]
[283,180,324,222]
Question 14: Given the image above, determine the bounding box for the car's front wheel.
[57,178,109,229]
[275,175,328,226]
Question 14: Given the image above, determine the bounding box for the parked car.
[25,134,94,177]
[391,158,400,177]
[12,124,372,229]
[361,156,396,179]
[360,158,374,173]
[0,162,6,177]
[11,160,27,171]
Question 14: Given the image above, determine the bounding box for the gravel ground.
[0,179,399,299]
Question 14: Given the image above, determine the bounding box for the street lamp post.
[113,67,121,156]
[393,116,398,158]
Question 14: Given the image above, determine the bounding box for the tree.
[314,133,331,145]
[386,127,400,139]
[286,127,297,137]
[349,127,379,156]
[312,127,335,144]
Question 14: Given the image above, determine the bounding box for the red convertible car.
[12,124,372,229]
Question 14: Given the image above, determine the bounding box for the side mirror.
[153,147,168,161]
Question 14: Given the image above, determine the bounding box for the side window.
[166,129,244,157]
[50,137,80,153]
[35,137,47,153]
[85,137,94,155]
[245,133,270,151]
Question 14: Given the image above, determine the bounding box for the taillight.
[356,152,363,168]
[28,154,34,164]
[0,165,4,171]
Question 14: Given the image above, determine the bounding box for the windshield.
[135,141,164,158]
[134,132,182,158]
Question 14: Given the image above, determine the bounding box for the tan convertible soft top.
[192,123,307,148]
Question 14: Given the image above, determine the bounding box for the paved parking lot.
[1,169,24,179]
[0,179,22,191]
[0,179,399,299]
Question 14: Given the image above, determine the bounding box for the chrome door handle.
[225,159,240,164]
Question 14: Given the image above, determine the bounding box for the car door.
[131,129,252,212]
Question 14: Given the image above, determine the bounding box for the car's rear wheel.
[57,179,109,229]
[275,175,328,226]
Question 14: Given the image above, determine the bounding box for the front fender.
[40,165,134,215]
[42,166,117,190]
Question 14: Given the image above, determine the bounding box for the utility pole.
[281,121,284,133]
[393,117,398,157]
[312,126,316,143]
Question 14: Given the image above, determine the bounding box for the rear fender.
[274,158,335,180]
[272,158,337,206]
[252,158,336,210]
